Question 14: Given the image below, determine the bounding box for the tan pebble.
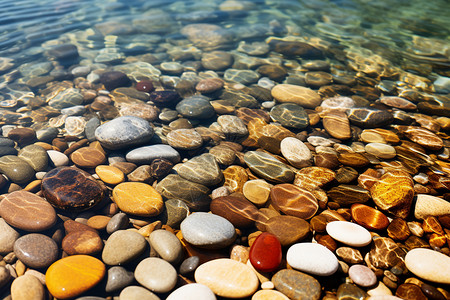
[367,281,393,296]
[138,221,162,237]
[246,259,270,283]
[195,258,259,298]
[24,269,46,285]
[112,182,163,217]
[252,289,289,300]
[230,245,249,264]
[87,215,111,230]
[95,165,125,185]
[11,274,45,300]
[15,260,26,276]
[120,285,160,300]
[243,179,271,206]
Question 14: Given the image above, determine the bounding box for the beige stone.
[405,248,450,284]
[414,194,450,220]
[11,274,45,300]
[271,84,321,108]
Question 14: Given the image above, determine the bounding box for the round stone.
[280,137,312,168]
[46,255,105,299]
[286,242,339,276]
[106,212,129,234]
[14,233,59,269]
[0,218,20,254]
[135,257,177,293]
[217,115,249,140]
[326,221,372,247]
[149,229,183,264]
[102,230,147,265]
[224,69,260,85]
[322,110,351,140]
[166,128,203,150]
[194,258,259,298]
[210,196,259,228]
[180,212,236,249]
[17,144,48,172]
[347,108,394,128]
[253,290,290,300]
[11,274,45,300]
[176,95,215,119]
[126,144,180,164]
[270,183,319,219]
[99,71,130,90]
[365,143,396,159]
[414,194,450,220]
[95,116,154,150]
[244,151,294,183]
[0,190,56,232]
[265,215,310,247]
[136,80,154,93]
[0,155,35,184]
[351,203,389,231]
[71,147,106,168]
[0,266,10,289]
[272,269,321,300]
[47,150,69,167]
[348,264,377,287]
[95,165,125,185]
[405,248,450,285]
[179,256,200,276]
[201,51,233,70]
[271,84,321,108]
[177,153,223,186]
[119,286,160,300]
[105,266,134,293]
[249,232,282,272]
[112,182,163,217]
[196,78,224,94]
[167,283,216,300]
[41,167,104,211]
[62,230,103,255]
[270,103,309,129]
[242,179,271,206]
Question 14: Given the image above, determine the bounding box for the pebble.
[0,155,35,184]
[242,179,271,206]
[126,144,180,164]
[270,183,319,219]
[336,247,363,264]
[194,258,259,298]
[0,190,56,232]
[94,116,154,150]
[270,103,310,129]
[252,290,290,300]
[177,153,223,186]
[326,221,372,247]
[322,110,351,140]
[95,165,125,185]
[11,274,45,300]
[149,229,183,264]
[414,194,450,219]
[249,232,282,272]
[134,257,177,293]
[286,242,339,276]
[271,84,321,108]
[280,137,312,168]
[179,256,200,276]
[41,166,104,211]
[365,143,396,159]
[0,217,20,254]
[196,78,224,94]
[166,128,203,150]
[62,229,103,255]
[405,248,450,284]
[348,264,377,287]
[106,212,129,234]
[46,255,105,299]
[180,212,236,249]
[99,71,130,90]
[112,182,163,217]
[217,115,249,140]
[272,269,321,300]
[17,144,48,172]
[210,195,259,228]
[47,150,69,166]
[176,95,216,119]
[102,230,147,265]
[105,266,134,293]
[71,147,106,168]
[167,283,216,300]
[244,151,294,183]
[14,233,59,268]
[265,215,310,247]
[119,286,160,300]
[351,203,389,231]
[0,266,10,289]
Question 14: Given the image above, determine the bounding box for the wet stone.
[179,256,200,276]
[196,78,224,94]
[271,84,321,109]
[95,116,154,150]
[272,269,321,300]
[379,96,417,110]
[14,233,59,269]
[127,165,152,183]
[149,90,180,107]
[351,203,389,231]
[224,69,260,85]
[367,237,406,270]
[243,179,271,206]
[166,128,203,150]
[149,229,183,264]
[8,127,36,146]
[46,255,105,300]
[270,103,310,129]
[194,258,258,298]
[41,166,104,211]
[328,185,370,207]
[223,165,248,193]
[347,108,394,128]
[135,257,177,293]
[0,155,35,184]
[10,274,45,300]
[209,145,236,165]
[337,152,370,168]
[326,221,372,247]
[177,153,223,186]
[0,190,56,232]
[102,230,147,266]
[135,80,154,93]
[156,174,210,211]
[150,158,174,180]
[249,232,282,272]
[105,266,134,293]
[163,199,189,229]
[337,283,367,300]
[126,144,180,165]
[322,110,351,140]
[305,71,333,87]
[210,195,259,228]
[336,247,363,264]
[257,64,287,82]
[244,151,294,183]
[387,218,411,241]
[270,183,319,219]
[95,165,125,185]
[349,264,377,287]
[48,88,84,110]
[287,242,339,276]
[365,143,397,159]
[62,230,103,255]
[112,182,163,217]
[396,283,427,300]
[0,218,20,254]
[71,147,106,168]
[99,71,130,91]
[217,115,249,140]
[280,137,312,168]
[265,215,310,247]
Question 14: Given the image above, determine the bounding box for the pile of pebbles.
[0,16,449,300]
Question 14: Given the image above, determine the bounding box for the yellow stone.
[46,255,105,300]
[252,290,290,300]
[112,182,163,217]
[243,179,271,206]
[95,165,125,185]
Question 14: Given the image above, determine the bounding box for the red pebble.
[135,80,154,93]
[249,232,282,272]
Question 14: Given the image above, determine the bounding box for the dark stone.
[135,80,155,93]
[269,39,323,58]
[41,167,104,211]
[149,90,180,107]
[150,158,174,179]
[99,71,131,91]
[179,256,200,277]
[47,44,79,62]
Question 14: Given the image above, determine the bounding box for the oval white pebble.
[348,264,377,287]
[286,242,339,276]
[326,221,372,247]
[405,248,450,284]
[167,283,216,300]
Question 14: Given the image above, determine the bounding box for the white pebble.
[286,242,339,276]
[326,221,372,247]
